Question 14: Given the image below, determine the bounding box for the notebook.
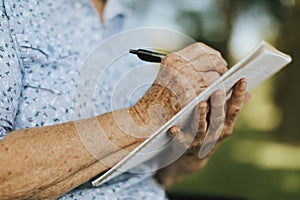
[92,41,292,186]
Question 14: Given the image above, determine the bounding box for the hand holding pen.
[130,44,248,162]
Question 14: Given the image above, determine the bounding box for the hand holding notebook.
[93,41,292,186]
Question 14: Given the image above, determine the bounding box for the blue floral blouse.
[0,0,167,199]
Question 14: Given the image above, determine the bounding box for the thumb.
[168,126,194,148]
[168,126,181,138]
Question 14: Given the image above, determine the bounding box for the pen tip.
[129,49,138,54]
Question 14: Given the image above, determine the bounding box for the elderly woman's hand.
[132,42,251,187]
[156,42,227,106]
[169,78,248,159]
[155,79,250,187]
[132,43,228,134]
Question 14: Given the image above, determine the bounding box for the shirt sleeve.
[0,3,22,140]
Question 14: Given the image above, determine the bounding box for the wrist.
[132,83,182,131]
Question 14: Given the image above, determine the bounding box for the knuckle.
[211,90,225,105]
[204,71,220,85]
[196,42,206,48]
[161,53,183,67]
[211,71,221,79]
[219,57,228,68]
[199,101,207,109]
[229,108,240,119]
[227,113,236,122]
[212,53,228,68]
[161,54,172,65]
[196,42,212,51]
[216,117,225,125]
[193,42,224,59]
[198,123,207,133]
[199,108,207,116]
[213,90,225,99]
[234,108,241,115]
[234,96,244,106]
[210,116,224,127]
[215,50,222,57]
[195,42,218,55]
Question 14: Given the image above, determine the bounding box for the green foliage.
[168,130,300,199]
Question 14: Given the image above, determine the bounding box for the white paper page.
[92,41,292,186]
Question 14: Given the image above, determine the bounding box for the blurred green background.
[126,0,300,199]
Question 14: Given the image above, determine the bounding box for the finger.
[168,126,194,149]
[190,102,208,148]
[210,90,226,129]
[199,90,226,158]
[191,102,208,134]
[223,78,247,138]
[198,102,208,134]
[169,101,208,149]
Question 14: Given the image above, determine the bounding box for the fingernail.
[168,126,180,137]
[239,79,247,90]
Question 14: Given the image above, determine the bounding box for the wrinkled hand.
[133,43,228,132]
[156,42,228,106]
[168,78,250,169]
[148,43,250,187]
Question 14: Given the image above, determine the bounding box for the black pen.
[129,49,167,63]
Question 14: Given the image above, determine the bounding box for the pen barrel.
[129,49,166,63]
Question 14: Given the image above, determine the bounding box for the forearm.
[0,82,181,199]
[0,109,144,199]
[29,141,141,200]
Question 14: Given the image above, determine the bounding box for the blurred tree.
[128,0,298,141]
[275,0,300,142]
[226,0,300,141]
[176,0,239,61]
